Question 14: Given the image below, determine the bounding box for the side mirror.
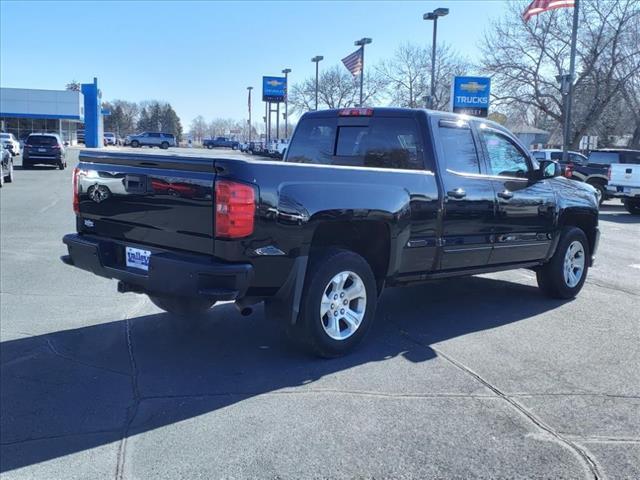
[538,159,561,179]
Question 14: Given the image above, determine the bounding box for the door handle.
[497,190,514,200]
[447,188,466,199]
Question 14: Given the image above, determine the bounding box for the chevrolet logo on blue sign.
[263,76,287,102]
[451,76,491,118]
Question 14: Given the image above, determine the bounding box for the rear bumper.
[61,233,253,301]
[605,185,640,198]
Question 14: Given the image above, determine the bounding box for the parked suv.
[125,132,176,149]
[104,132,118,146]
[22,133,66,169]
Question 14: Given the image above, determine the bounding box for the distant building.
[508,124,550,149]
[0,77,105,147]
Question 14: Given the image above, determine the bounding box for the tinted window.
[27,135,58,146]
[482,131,530,178]
[589,152,619,164]
[622,151,640,163]
[532,152,546,160]
[287,118,337,165]
[439,126,480,174]
[288,116,425,170]
[569,153,586,165]
[162,133,175,139]
[150,133,161,138]
[550,152,563,160]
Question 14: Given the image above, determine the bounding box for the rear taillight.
[338,108,374,117]
[72,168,80,214]
[215,180,255,239]
[607,166,611,180]
[564,162,574,178]
[51,144,61,149]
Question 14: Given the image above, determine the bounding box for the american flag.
[342,48,363,77]
[523,0,575,21]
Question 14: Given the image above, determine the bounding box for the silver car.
[125,132,176,149]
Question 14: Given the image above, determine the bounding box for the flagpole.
[562,0,580,163]
[359,46,365,107]
[354,38,372,107]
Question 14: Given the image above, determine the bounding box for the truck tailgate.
[609,163,640,188]
[76,151,216,255]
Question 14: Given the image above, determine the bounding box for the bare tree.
[288,65,385,114]
[482,0,640,148]
[377,43,469,110]
[189,115,207,143]
[65,80,81,92]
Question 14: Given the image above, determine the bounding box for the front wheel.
[587,181,606,205]
[131,140,140,148]
[624,199,640,215]
[149,295,215,316]
[291,249,378,358]
[537,227,589,299]
[160,142,169,149]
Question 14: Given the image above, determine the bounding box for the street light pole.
[282,68,291,138]
[311,56,323,110]
[423,8,449,110]
[354,37,372,107]
[247,86,253,143]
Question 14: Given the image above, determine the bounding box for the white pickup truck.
[607,163,640,214]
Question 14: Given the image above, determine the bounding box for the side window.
[361,118,424,170]
[569,153,586,165]
[150,133,161,138]
[550,152,563,161]
[438,126,480,174]
[286,118,337,164]
[481,131,530,178]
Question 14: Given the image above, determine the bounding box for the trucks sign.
[262,76,287,102]
[451,76,491,118]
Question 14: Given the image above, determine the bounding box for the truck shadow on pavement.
[1,275,565,473]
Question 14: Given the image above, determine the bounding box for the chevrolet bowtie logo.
[267,80,283,87]
[460,81,487,93]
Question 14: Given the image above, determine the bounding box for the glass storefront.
[0,117,80,145]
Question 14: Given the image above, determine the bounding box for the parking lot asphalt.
[1,147,638,479]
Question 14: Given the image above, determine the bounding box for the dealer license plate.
[125,246,150,271]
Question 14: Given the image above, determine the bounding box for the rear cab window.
[589,152,619,164]
[286,113,429,171]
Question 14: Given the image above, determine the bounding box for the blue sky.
[1,0,509,126]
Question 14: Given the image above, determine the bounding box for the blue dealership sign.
[262,76,287,102]
[451,76,491,117]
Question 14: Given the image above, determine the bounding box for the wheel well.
[559,211,598,255]
[310,221,390,290]
[586,177,606,186]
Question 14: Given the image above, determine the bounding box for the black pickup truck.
[62,108,600,357]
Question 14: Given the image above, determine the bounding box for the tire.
[537,227,589,299]
[160,142,169,150]
[131,140,140,148]
[0,164,4,188]
[5,160,14,182]
[624,199,640,215]
[58,161,65,170]
[149,294,215,316]
[290,248,378,358]
[207,144,213,149]
[22,160,31,170]
[587,181,606,205]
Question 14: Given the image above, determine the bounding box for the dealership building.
[0,77,104,147]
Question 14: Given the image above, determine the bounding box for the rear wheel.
[149,294,215,316]
[207,144,213,149]
[624,198,640,215]
[131,140,140,148]
[58,161,66,170]
[160,141,169,149]
[537,227,589,299]
[289,249,378,358]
